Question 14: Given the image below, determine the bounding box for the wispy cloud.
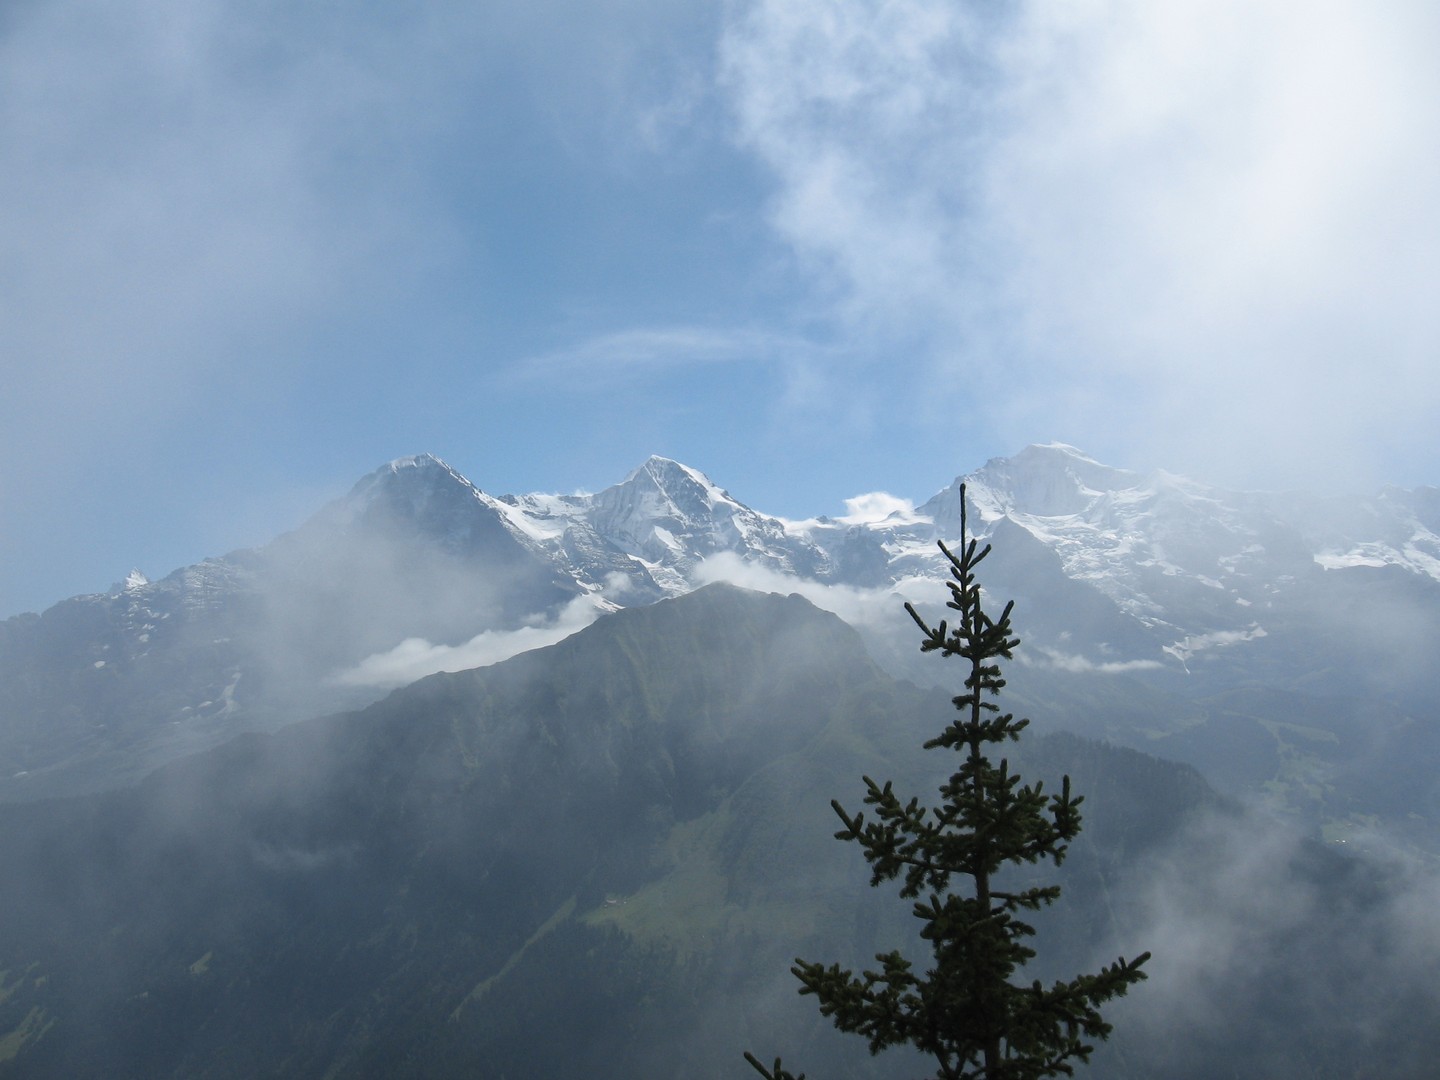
[1162,624,1268,671]
[1098,807,1440,1075]
[329,593,608,690]
[691,551,931,633]
[1027,646,1164,675]
[512,325,821,383]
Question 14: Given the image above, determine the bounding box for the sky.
[3,0,1439,618]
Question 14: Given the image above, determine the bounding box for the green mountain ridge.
[0,585,1435,1078]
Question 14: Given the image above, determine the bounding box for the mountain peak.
[380,452,471,484]
[967,444,1140,518]
[386,451,444,469]
[605,456,743,520]
[627,456,727,496]
[345,453,481,505]
[309,453,539,561]
[1013,442,1105,466]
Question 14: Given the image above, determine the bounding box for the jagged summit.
[349,452,480,502]
[912,443,1118,533]
[315,451,529,558]
[105,568,150,595]
[385,451,450,472]
[628,454,721,488]
[963,443,1141,519]
[595,456,742,537]
[622,456,744,514]
[584,454,826,590]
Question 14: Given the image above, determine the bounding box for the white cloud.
[691,551,932,631]
[329,593,608,689]
[1027,646,1163,675]
[720,0,1440,489]
[837,491,919,525]
[1162,624,1267,670]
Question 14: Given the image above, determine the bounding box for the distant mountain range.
[2,446,1439,1077]
[3,444,1437,822]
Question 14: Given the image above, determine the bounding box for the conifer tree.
[745,485,1149,1080]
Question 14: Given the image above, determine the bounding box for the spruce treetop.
[746,484,1149,1080]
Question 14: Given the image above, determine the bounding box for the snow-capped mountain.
[496,455,831,598]
[290,444,1440,656]
[908,444,1321,635]
[944,444,1424,628]
[772,443,1438,679]
[2,443,1437,799]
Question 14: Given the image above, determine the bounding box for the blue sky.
[3,0,1439,618]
